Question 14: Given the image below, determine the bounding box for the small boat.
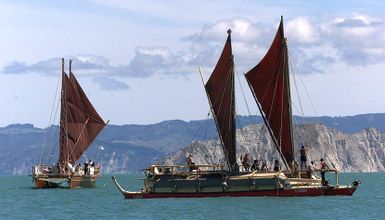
[32,59,107,188]
[112,16,360,199]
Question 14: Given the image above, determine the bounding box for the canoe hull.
[120,186,356,199]
[111,175,357,199]
[33,175,98,189]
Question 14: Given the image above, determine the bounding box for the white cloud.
[2,1,385,128]
[92,76,130,91]
[286,17,319,44]
[2,14,385,79]
[1,55,113,76]
[320,14,385,65]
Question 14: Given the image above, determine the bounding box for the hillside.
[164,124,385,172]
[1,113,385,175]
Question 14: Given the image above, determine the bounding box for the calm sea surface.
[0,173,384,219]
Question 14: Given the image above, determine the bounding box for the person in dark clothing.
[251,160,260,171]
[300,145,307,171]
[273,159,280,171]
[84,160,89,176]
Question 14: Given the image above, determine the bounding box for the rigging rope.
[288,54,315,150]
[288,52,349,184]
[46,101,60,164]
[40,72,61,165]
[198,67,232,168]
[234,65,256,163]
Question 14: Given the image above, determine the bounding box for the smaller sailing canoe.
[32,59,107,189]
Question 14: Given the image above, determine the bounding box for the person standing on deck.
[242,153,250,172]
[306,161,315,179]
[84,160,89,175]
[295,161,300,177]
[320,158,329,185]
[273,159,280,171]
[261,160,268,172]
[186,154,194,172]
[251,160,260,171]
[299,145,307,171]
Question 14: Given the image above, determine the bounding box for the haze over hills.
[1,113,385,175]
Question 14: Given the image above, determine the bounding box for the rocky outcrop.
[163,124,385,172]
[2,117,385,175]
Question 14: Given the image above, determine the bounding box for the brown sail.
[59,61,106,166]
[245,17,294,165]
[204,30,236,167]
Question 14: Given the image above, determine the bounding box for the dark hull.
[122,187,356,199]
[111,176,357,199]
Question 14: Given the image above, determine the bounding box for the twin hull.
[32,165,100,189]
[112,170,358,199]
[33,175,98,189]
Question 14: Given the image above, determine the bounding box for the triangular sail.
[204,30,236,168]
[245,17,294,165]
[59,60,106,166]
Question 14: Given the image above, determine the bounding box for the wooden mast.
[229,29,237,171]
[283,33,295,167]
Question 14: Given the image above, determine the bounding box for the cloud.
[125,47,181,77]
[268,14,385,73]
[320,14,385,65]
[185,18,266,44]
[286,16,319,44]
[183,18,275,71]
[299,55,336,74]
[2,14,385,78]
[2,61,29,74]
[92,76,130,91]
[0,55,114,76]
[0,51,195,78]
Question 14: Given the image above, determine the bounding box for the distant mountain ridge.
[1,113,385,175]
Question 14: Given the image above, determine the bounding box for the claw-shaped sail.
[205,30,236,168]
[59,60,106,166]
[245,17,294,165]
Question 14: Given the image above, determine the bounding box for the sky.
[1,0,385,128]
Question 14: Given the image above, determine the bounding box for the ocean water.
[0,173,384,220]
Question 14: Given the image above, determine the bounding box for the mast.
[283,34,295,166]
[59,58,68,167]
[229,30,236,170]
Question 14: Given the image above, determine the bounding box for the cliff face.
[2,116,385,175]
[163,124,385,172]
